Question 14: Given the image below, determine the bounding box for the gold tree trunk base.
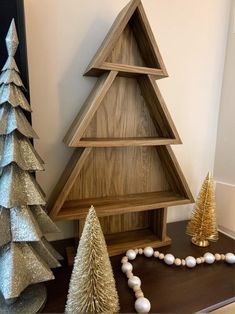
[191,237,210,247]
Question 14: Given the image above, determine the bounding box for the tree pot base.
[192,237,210,247]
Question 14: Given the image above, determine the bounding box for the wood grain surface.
[59,192,189,220]
[82,77,158,139]
[67,146,168,200]
[48,148,91,220]
[106,23,145,66]
[77,137,179,147]
[64,71,117,146]
[74,208,171,257]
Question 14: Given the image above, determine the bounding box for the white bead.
[135,297,151,313]
[204,252,215,264]
[128,276,141,288]
[164,254,175,265]
[225,253,235,264]
[143,247,154,257]
[126,249,137,260]
[159,253,165,260]
[185,256,196,268]
[121,262,133,273]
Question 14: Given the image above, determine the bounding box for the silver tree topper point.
[5,19,19,57]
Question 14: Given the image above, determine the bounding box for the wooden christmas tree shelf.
[48,0,194,256]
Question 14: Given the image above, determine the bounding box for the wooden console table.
[42,221,235,313]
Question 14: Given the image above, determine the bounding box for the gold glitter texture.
[187,173,218,244]
[65,206,119,314]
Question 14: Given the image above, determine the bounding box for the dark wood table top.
[42,221,235,313]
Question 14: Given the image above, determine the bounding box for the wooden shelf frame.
[63,72,181,147]
[84,0,168,77]
[75,208,171,257]
[95,63,166,78]
[106,229,171,257]
[77,137,179,147]
[48,0,194,256]
[58,191,190,221]
[48,146,193,221]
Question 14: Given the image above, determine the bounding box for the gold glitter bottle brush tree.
[0,19,63,313]
[65,206,120,314]
[186,172,218,247]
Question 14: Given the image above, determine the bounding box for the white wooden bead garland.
[121,248,235,313]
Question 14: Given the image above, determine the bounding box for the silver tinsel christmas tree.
[0,19,62,312]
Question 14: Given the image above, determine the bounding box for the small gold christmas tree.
[186,173,218,247]
[65,206,119,313]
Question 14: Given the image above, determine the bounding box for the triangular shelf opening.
[84,0,168,77]
[105,23,147,67]
[64,72,181,147]
[48,146,193,221]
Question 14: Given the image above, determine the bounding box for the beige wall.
[214,0,235,236]
[215,0,235,185]
[24,0,230,240]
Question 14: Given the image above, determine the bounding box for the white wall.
[214,0,235,184]
[23,0,230,240]
[214,0,235,236]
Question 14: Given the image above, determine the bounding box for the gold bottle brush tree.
[65,206,119,313]
[186,173,218,247]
